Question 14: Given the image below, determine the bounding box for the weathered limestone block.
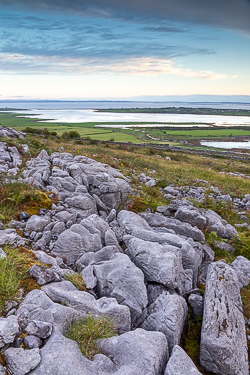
[41,281,131,333]
[94,253,147,324]
[164,345,202,375]
[141,292,188,353]
[28,330,114,375]
[0,315,20,348]
[16,289,85,332]
[3,347,41,375]
[203,209,238,239]
[75,245,121,271]
[51,225,102,266]
[200,261,248,375]
[99,328,169,375]
[124,237,184,291]
[140,212,205,242]
[231,255,250,288]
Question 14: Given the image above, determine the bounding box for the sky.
[0,0,250,100]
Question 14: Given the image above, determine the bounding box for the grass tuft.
[65,273,87,291]
[0,176,53,222]
[0,246,40,314]
[64,315,117,359]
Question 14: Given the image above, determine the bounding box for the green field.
[1,110,250,145]
[98,107,250,116]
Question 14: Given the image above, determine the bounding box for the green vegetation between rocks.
[0,176,53,223]
[64,315,117,359]
[0,246,40,314]
[65,273,87,292]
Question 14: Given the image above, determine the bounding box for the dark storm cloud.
[1,0,250,33]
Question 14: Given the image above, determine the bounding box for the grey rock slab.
[34,231,52,249]
[231,255,250,288]
[24,320,53,339]
[203,209,238,239]
[200,261,248,375]
[140,212,205,242]
[0,364,6,375]
[141,292,188,353]
[51,226,102,266]
[16,289,85,332]
[81,265,97,289]
[104,229,121,249]
[0,126,25,138]
[80,214,110,240]
[175,206,207,229]
[164,345,202,375]
[25,215,51,232]
[99,328,169,375]
[41,281,131,333]
[125,237,184,291]
[188,294,203,316]
[28,330,114,375]
[94,253,147,324]
[23,335,42,349]
[65,194,97,218]
[0,315,20,348]
[3,347,41,375]
[117,210,152,232]
[52,221,66,235]
[76,245,121,271]
[0,228,25,246]
[29,264,64,285]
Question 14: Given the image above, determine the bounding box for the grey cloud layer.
[1,0,250,33]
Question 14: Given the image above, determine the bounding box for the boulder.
[41,281,131,333]
[174,206,206,229]
[75,245,121,271]
[16,289,85,332]
[26,215,51,232]
[28,330,114,375]
[23,335,42,349]
[3,348,41,375]
[231,255,250,288]
[140,212,205,242]
[164,345,202,375]
[93,253,147,324]
[203,209,238,239]
[24,320,53,339]
[0,315,20,348]
[141,292,188,353]
[99,328,169,375]
[124,237,184,291]
[51,226,102,266]
[200,261,248,375]
[29,264,64,285]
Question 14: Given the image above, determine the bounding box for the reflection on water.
[8,108,250,126]
[201,141,250,149]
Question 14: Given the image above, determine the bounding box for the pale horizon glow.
[0,1,250,100]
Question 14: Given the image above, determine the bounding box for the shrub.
[64,315,117,359]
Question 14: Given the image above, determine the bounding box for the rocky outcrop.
[1,134,249,375]
[0,126,25,139]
